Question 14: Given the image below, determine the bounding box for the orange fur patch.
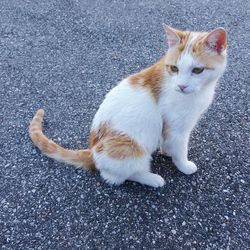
[177,31,192,53]
[90,123,144,160]
[128,59,165,101]
[162,120,169,141]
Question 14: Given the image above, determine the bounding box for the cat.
[29,24,227,188]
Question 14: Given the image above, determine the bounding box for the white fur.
[90,34,226,187]
[92,81,162,153]
[92,149,165,187]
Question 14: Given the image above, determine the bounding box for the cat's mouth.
[176,89,191,94]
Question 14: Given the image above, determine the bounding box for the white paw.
[179,161,197,175]
[129,172,165,188]
[148,174,166,188]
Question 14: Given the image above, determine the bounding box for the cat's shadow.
[151,150,178,178]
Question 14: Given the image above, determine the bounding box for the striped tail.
[29,109,95,170]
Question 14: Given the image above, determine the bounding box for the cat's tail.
[29,109,96,170]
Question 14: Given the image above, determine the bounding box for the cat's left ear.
[204,28,227,54]
[163,23,180,48]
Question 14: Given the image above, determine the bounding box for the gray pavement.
[0,0,249,249]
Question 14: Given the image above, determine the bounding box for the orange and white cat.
[29,24,227,187]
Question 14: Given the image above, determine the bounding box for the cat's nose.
[178,85,188,91]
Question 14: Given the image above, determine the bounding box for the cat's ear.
[163,24,180,48]
[204,28,227,54]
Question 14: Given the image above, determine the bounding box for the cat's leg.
[93,149,160,186]
[127,155,165,187]
[128,172,165,187]
[100,167,165,188]
[94,150,165,187]
[100,170,127,186]
[162,132,197,175]
[160,120,172,156]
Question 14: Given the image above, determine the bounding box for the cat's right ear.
[163,24,180,48]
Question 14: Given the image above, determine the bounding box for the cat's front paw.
[177,161,197,175]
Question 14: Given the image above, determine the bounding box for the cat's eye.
[170,65,179,73]
[192,67,204,74]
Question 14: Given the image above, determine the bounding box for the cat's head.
[163,24,227,94]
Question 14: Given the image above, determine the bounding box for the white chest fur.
[158,83,216,134]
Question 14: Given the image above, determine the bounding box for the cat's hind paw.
[129,172,165,188]
[147,174,166,188]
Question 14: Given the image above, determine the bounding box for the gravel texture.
[0,0,249,249]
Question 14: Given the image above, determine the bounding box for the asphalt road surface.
[0,0,249,249]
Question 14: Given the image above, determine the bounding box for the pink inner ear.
[163,24,180,48]
[206,28,227,54]
[168,35,179,47]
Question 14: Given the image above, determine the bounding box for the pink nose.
[178,85,188,91]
